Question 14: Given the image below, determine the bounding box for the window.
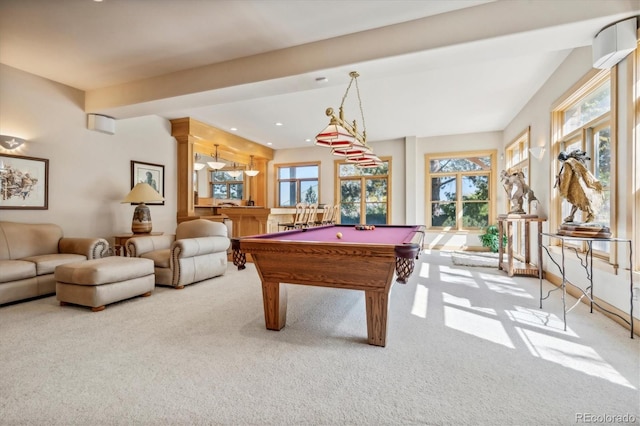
[336,159,390,225]
[504,128,531,258]
[210,171,243,200]
[551,70,613,256]
[276,163,319,207]
[426,151,496,230]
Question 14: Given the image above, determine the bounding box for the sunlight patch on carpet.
[411,284,428,318]
[516,328,636,389]
[444,306,515,348]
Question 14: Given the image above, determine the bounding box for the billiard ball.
[336,232,343,239]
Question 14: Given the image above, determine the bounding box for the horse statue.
[500,169,537,215]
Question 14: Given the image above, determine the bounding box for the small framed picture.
[0,154,49,210]
[131,160,164,205]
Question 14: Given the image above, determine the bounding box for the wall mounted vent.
[592,17,637,70]
[87,114,115,135]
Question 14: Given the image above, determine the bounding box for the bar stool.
[279,203,305,230]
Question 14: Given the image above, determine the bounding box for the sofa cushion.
[0,260,37,283]
[22,253,87,275]
[141,249,171,268]
[0,222,63,260]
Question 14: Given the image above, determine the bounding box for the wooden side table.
[497,215,546,277]
[113,232,163,256]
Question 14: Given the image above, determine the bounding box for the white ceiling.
[1,0,639,150]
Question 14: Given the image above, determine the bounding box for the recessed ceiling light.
[305,138,311,142]
[267,142,273,146]
[230,127,237,131]
[315,77,328,83]
[275,122,283,126]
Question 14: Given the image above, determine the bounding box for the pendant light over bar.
[245,155,259,176]
[314,71,379,168]
[207,144,225,170]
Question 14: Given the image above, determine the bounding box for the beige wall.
[0,64,178,242]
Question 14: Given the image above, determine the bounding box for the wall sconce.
[529,146,546,160]
[245,155,259,176]
[0,135,26,150]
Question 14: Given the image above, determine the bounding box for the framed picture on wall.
[0,154,49,210]
[130,160,164,205]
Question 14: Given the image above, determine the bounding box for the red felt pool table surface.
[253,224,419,245]
[231,224,425,347]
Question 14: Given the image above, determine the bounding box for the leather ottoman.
[55,257,155,311]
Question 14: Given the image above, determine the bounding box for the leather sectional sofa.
[0,221,109,305]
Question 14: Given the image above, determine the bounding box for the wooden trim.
[424,149,497,230]
[273,161,321,208]
[171,117,274,216]
[333,157,392,224]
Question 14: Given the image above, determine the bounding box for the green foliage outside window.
[429,155,492,229]
[338,161,389,224]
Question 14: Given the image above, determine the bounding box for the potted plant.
[479,225,506,253]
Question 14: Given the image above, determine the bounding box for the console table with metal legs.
[538,232,634,338]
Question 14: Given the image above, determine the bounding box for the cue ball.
[336,232,343,239]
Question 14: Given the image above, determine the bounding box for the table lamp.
[122,183,164,233]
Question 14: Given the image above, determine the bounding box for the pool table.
[231,224,425,346]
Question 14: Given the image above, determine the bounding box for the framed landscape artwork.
[130,160,164,205]
[0,154,49,210]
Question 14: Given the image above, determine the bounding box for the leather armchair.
[126,219,230,288]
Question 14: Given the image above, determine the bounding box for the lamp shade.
[346,153,380,164]
[122,183,164,233]
[315,121,354,148]
[208,144,226,170]
[194,162,206,171]
[331,140,372,157]
[122,183,164,203]
[245,155,259,176]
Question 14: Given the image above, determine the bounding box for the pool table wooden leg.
[262,281,287,331]
[365,290,389,347]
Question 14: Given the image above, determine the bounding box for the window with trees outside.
[210,170,243,200]
[551,69,612,257]
[276,163,319,207]
[426,151,496,230]
[504,128,531,259]
[336,159,390,225]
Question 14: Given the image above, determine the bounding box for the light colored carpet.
[450,250,499,267]
[0,250,638,425]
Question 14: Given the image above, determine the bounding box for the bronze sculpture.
[554,149,603,223]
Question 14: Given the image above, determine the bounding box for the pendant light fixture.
[314,71,378,168]
[207,144,225,170]
[194,154,206,171]
[228,163,243,178]
[245,155,259,176]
